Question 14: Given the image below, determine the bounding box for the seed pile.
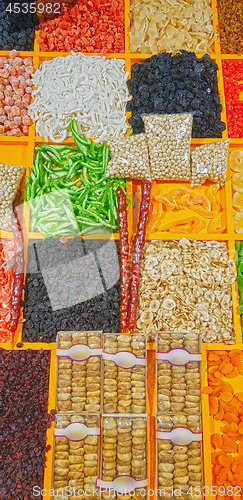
[0,0,37,51]
[39,0,124,53]
[0,163,25,230]
[101,416,147,500]
[157,416,202,500]
[54,414,99,496]
[0,349,51,499]
[22,238,120,342]
[103,333,146,414]
[127,52,226,139]
[106,134,150,179]
[217,0,243,54]
[0,51,32,137]
[191,140,230,187]
[136,239,236,343]
[130,0,216,54]
[56,331,101,413]
[143,113,192,181]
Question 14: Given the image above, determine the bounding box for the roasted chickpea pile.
[56,331,102,413]
[136,239,236,342]
[106,134,150,179]
[103,333,146,414]
[191,140,230,187]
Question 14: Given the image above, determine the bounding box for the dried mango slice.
[207,217,226,234]
[233,191,243,212]
[154,187,191,211]
[206,185,221,212]
[232,173,243,193]
[146,200,165,233]
[190,193,211,211]
[230,150,243,173]
[159,216,206,233]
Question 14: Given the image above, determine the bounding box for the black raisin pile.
[22,237,121,342]
[0,349,51,500]
[0,0,37,51]
[127,51,226,139]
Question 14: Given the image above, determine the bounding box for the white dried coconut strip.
[28,52,131,142]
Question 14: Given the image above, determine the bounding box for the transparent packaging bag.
[106,133,151,179]
[0,163,25,230]
[190,139,230,187]
[143,113,193,181]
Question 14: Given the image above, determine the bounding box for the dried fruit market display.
[1,1,243,499]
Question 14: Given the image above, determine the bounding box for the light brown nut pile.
[157,361,201,414]
[56,331,102,413]
[103,334,146,414]
[136,239,236,343]
[191,140,230,187]
[101,416,147,500]
[106,134,150,179]
[129,0,216,54]
[53,414,99,499]
[143,114,193,181]
[157,416,203,500]
[0,163,25,230]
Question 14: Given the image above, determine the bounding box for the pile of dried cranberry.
[0,349,51,500]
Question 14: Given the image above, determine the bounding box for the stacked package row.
[156,332,203,500]
[53,331,148,499]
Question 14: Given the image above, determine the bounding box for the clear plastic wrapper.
[53,413,100,500]
[106,134,150,179]
[190,139,230,187]
[157,332,201,354]
[103,333,147,414]
[56,331,102,413]
[0,163,25,230]
[156,415,203,500]
[99,415,148,500]
[142,114,193,181]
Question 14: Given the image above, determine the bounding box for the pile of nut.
[103,333,146,414]
[102,416,147,500]
[53,414,99,499]
[157,416,202,500]
[0,163,25,230]
[106,134,150,179]
[136,239,236,342]
[56,331,101,413]
[143,114,193,181]
[191,139,230,187]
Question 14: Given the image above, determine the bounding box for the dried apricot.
[211,433,223,449]
[239,421,243,434]
[227,469,234,482]
[227,367,240,378]
[222,381,234,394]
[224,412,240,424]
[214,406,224,421]
[208,352,221,362]
[236,393,243,403]
[202,386,213,394]
[209,396,219,415]
[231,357,241,367]
[229,350,243,358]
[218,455,231,467]
[221,424,230,434]
[209,365,219,374]
[239,364,243,376]
[220,392,233,403]
[218,467,228,483]
[212,386,224,397]
[221,363,234,375]
[215,371,223,378]
[212,451,224,464]
[215,464,222,475]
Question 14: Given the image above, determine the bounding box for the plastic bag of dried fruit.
[106,133,151,179]
[190,139,230,187]
[142,113,193,181]
[0,163,25,230]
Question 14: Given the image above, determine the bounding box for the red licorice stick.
[127,179,151,331]
[117,186,130,331]
[9,207,24,332]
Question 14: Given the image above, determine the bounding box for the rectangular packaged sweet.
[102,333,147,414]
[56,331,102,413]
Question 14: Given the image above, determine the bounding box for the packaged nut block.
[106,134,151,179]
[156,332,201,413]
[97,415,148,500]
[103,333,147,414]
[0,163,25,230]
[53,414,100,500]
[56,331,102,413]
[156,414,203,500]
[191,139,230,187]
[143,113,193,181]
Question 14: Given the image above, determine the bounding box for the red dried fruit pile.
[39,0,124,53]
[222,60,243,138]
[0,240,14,343]
[0,349,51,499]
